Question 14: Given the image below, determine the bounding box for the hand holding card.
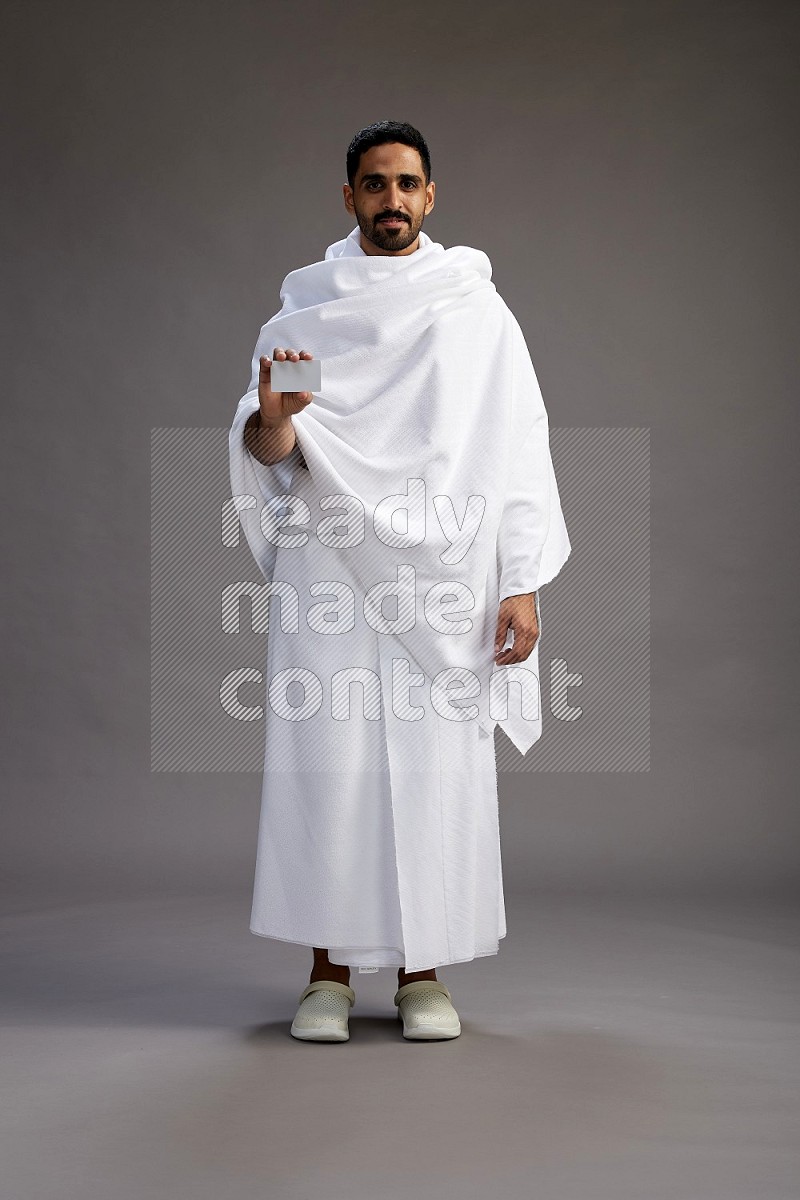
[257,348,321,429]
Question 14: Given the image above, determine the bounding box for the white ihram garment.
[228,225,570,970]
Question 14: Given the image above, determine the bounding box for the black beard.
[354,210,418,251]
[374,226,412,246]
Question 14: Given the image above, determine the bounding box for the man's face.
[343,142,435,256]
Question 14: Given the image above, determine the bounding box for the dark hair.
[346,120,431,189]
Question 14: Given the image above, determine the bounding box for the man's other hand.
[494,593,539,665]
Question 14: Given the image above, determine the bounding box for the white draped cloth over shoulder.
[228,224,571,971]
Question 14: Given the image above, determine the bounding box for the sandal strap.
[394,979,451,1006]
[298,979,355,1007]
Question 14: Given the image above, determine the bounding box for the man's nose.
[385,187,405,213]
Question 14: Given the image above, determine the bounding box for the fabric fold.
[229,225,570,755]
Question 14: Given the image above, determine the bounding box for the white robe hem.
[249,924,506,970]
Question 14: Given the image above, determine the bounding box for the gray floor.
[2,891,798,1199]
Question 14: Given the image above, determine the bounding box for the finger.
[285,347,299,360]
[494,615,511,654]
[500,638,533,664]
[496,641,529,665]
[299,350,313,359]
[273,347,286,360]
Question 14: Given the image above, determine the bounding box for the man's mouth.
[379,218,406,227]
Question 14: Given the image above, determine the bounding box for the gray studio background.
[3,4,799,1198]
[4,0,796,906]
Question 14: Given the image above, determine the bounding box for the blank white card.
[269,358,322,393]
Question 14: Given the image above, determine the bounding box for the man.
[228,121,570,1042]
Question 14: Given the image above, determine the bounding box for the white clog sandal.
[290,979,355,1042]
[394,979,461,1040]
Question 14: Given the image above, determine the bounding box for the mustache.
[377,214,408,222]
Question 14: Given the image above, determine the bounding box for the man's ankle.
[310,947,350,987]
[398,968,438,986]
[310,967,350,986]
